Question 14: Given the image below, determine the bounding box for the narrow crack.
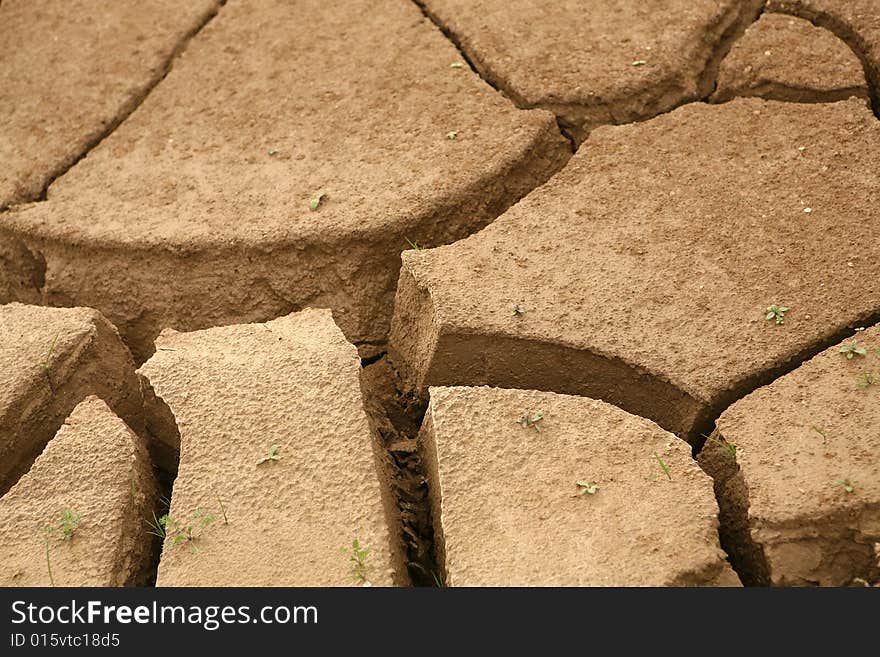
[17,2,227,208]
[767,2,879,118]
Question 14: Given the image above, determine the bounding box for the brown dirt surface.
[712,13,869,103]
[389,97,880,443]
[420,386,739,586]
[0,0,568,361]
[768,0,880,111]
[417,0,763,143]
[141,309,405,586]
[0,303,143,495]
[0,396,158,586]
[700,326,880,586]
[0,0,221,209]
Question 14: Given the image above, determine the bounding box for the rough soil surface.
[390,98,880,443]
[768,0,880,112]
[0,396,158,586]
[0,303,143,495]
[0,0,568,362]
[420,386,739,586]
[0,0,221,209]
[712,13,869,103]
[700,326,880,586]
[417,0,763,143]
[141,309,405,586]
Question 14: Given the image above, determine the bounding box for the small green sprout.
[405,237,426,250]
[40,334,60,390]
[856,373,879,390]
[707,435,737,459]
[216,494,229,525]
[511,303,526,317]
[517,410,544,432]
[40,508,82,587]
[811,425,829,444]
[166,509,215,554]
[840,341,867,359]
[349,539,371,586]
[654,454,671,480]
[146,512,169,540]
[576,481,599,495]
[309,191,327,211]
[256,445,281,465]
[836,478,854,494]
[632,59,647,66]
[765,305,789,325]
[450,62,463,69]
[446,131,458,140]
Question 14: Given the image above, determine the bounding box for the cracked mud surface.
[0,0,878,587]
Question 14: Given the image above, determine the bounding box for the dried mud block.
[0,303,143,495]
[141,309,405,586]
[417,0,764,144]
[712,13,869,103]
[420,386,739,586]
[389,98,880,443]
[768,0,880,109]
[0,397,158,586]
[1,0,568,362]
[0,0,221,208]
[700,326,880,586]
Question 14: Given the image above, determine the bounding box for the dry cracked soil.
[0,0,878,588]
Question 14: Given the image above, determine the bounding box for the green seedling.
[707,434,737,459]
[432,571,445,587]
[856,373,879,390]
[511,303,526,317]
[632,59,647,66]
[450,62,463,69]
[765,305,789,325]
[166,509,215,554]
[836,478,854,494]
[576,481,599,496]
[146,512,170,540]
[517,410,544,432]
[840,341,867,359]
[811,425,830,445]
[40,508,82,587]
[216,494,229,525]
[309,191,326,211]
[40,334,60,390]
[446,131,458,140]
[256,445,281,465]
[654,454,671,480]
[348,539,371,586]
[405,237,426,250]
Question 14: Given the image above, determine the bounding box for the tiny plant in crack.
[840,341,867,359]
[405,237,426,250]
[517,410,544,432]
[653,454,671,481]
[836,478,855,494]
[256,444,282,465]
[765,305,789,325]
[511,303,526,317]
[348,538,371,586]
[811,425,830,444]
[856,373,879,390]
[41,508,83,586]
[576,481,599,496]
[706,434,737,460]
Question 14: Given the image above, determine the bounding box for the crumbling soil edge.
[712,82,870,105]
[767,1,879,117]
[0,2,227,212]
